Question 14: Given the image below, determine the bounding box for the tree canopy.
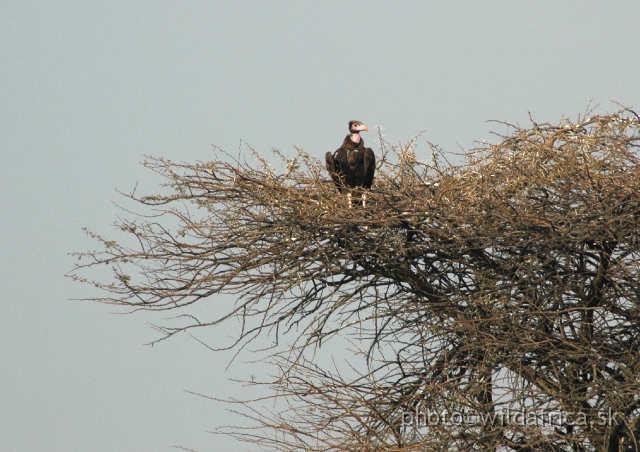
[71,110,640,451]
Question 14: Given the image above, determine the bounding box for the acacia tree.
[71,111,640,451]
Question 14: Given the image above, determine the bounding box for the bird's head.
[349,120,369,133]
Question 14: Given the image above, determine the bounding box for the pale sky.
[2,1,639,451]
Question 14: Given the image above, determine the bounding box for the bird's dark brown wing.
[363,148,375,189]
[326,149,347,193]
[333,147,354,189]
[325,151,336,174]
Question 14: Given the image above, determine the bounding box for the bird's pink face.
[349,121,369,133]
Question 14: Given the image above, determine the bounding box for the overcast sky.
[2,1,639,451]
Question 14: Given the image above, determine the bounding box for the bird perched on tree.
[325,120,376,207]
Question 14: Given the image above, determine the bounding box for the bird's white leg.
[362,193,367,208]
[347,192,352,208]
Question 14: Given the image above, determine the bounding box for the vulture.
[325,120,376,207]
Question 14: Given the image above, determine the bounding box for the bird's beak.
[360,124,369,132]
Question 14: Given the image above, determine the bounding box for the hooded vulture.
[325,120,376,207]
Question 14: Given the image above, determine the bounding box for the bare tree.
[71,110,640,451]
